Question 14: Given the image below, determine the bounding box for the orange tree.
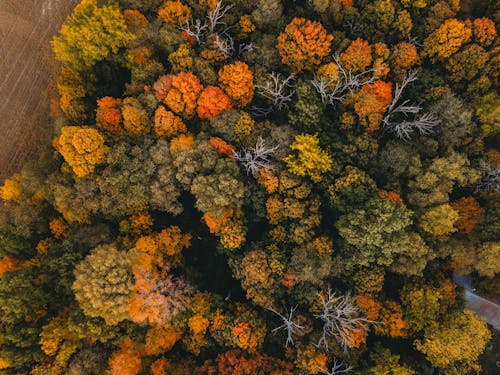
[276,18,333,72]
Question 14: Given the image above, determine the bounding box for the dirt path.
[0,0,78,182]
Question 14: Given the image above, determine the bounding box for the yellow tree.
[52,0,133,71]
[55,126,108,177]
[415,310,491,374]
[284,134,332,182]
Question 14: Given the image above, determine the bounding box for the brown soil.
[0,0,78,182]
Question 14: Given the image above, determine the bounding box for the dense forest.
[0,0,499,373]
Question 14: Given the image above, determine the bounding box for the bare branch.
[319,359,353,374]
[233,137,278,176]
[255,72,296,111]
[475,160,500,193]
[179,19,208,44]
[207,1,234,33]
[268,305,304,347]
[314,289,376,352]
[311,53,378,107]
[214,32,235,59]
[382,70,440,141]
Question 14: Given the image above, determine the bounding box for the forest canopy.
[0,0,499,374]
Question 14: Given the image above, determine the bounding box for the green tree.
[336,196,432,275]
[72,244,133,325]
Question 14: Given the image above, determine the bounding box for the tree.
[407,152,480,208]
[195,349,294,375]
[96,97,123,136]
[400,283,442,333]
[190,158,246,217]
[475,242,499,278]
[72,244,133,325]
[284,133,332,182]
[154,105,187,137]
[472,17,497,47]
[218,61,255,107]
[374,300,406,338]
[415,310,491,374]
[197,86,233,120]
[276,18,333,72]
[336,196,432,275]
[55,126,109,178]
[450,197,483,234]
[423,18,472,61]
[49,138,183,222]
[419,204,459,236]
[52,0,133,71]
[340,38,372,72]
[164,72,204,118]
[158,1,192,25]
[314,289,374,351]
[362,343,415,375]
[107,338,142,375]
[122,97,151,136]
[129,271,194,326]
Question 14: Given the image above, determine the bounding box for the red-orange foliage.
[164,72,204,118]
[144,324,181,355]
[340,38,373,72]
[0,256,24,278]
[197,86,233,120]
[356,294,382,321]
[346,325,368,348]
[154,75,174,101]
[450,197,483,234]
[353,80,392,132]
[256,167,279,194]
[374,300,406,338]
[472,17,497,47]
[276,18,333,72]
[209,137,235,156]
[107,338,142,375]
[195,349,294,375]
[123,9,148,36]
[378,190,403,205]
[151,358,168,375]
[96,97,123,135]
[49,218,68,238]
[218,62,255,107]
[154,106,187,138]
[203,208,245,249]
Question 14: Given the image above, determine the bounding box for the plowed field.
[0,0,78,182]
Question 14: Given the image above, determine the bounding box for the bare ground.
[0,0,78,182]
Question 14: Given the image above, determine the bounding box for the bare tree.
[207,1,234,33]
[311,53,378,107]
[255,72,296,111]
[268,305,305,347]
[179,1,233,43]
[179,19,208,43]
[382,70,440,141]
[475,160,500,193]
[319,359,353,374]
[214,32,235,58]
[233,137,278,176]
[314,289,375,351]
